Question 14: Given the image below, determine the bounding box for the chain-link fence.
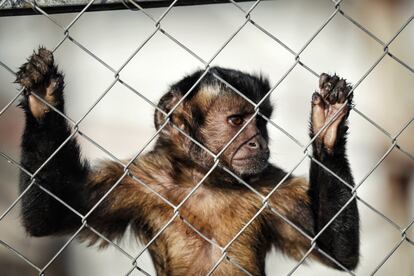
[0,0,413,275]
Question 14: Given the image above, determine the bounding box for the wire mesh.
[0,0,413,275]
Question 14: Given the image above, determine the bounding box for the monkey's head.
[154,67,273,177]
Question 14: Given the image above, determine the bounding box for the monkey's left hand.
[311,73,353,154]
[16,47,64,120]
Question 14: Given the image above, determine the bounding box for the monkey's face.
[155,70,274,177]
[199,94,270,176]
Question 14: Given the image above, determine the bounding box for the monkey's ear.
[154,91,181,131]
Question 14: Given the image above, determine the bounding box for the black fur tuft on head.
[154,66,274,130]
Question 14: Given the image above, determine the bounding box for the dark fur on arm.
[308,120,360,270]
[16,48,87,235]
[17,48,140,241]
[307,74,359,269]
[268,75,359,270]
[20,109,138,241]
[19,109,88,236]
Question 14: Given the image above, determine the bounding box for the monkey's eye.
[228,115,244,126]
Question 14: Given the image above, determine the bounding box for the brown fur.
[41,79,334,275]
[16,49,359,275]
[77,152,318,275]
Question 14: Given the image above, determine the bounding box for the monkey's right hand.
[16,47,64,120]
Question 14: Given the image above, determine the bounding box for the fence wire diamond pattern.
[0,0,413,275]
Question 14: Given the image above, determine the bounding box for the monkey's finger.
[320,75,339,98]
[328,79,346,104]
[31,52,52,77]
[37,47,54,66]
[312,92,325,107]
[311,92,326,135]
[328,89,338,104]
[319,73,331,90]
[334,79,348,104]
[338,82,349,104]
[16,61,42,89]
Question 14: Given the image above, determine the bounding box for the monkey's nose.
[248,141,259,149]
[246,135,268,151]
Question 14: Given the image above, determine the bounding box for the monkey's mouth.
[232,156,268,167]
[232,149,269,163]
[233,156,264,162]
[231,152,269,176]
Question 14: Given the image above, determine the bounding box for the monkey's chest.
[143,192,266,275]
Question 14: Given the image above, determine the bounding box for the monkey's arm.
[307,74,359,270]
[17,48,151,240]
[267,74,359,270]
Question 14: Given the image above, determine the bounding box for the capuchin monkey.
[16,48,359,275]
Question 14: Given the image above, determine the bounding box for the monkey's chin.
[231,159,269,177]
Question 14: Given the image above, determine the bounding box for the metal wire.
[0,0,413,275]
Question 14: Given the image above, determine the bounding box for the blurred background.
[0,0,413,275]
